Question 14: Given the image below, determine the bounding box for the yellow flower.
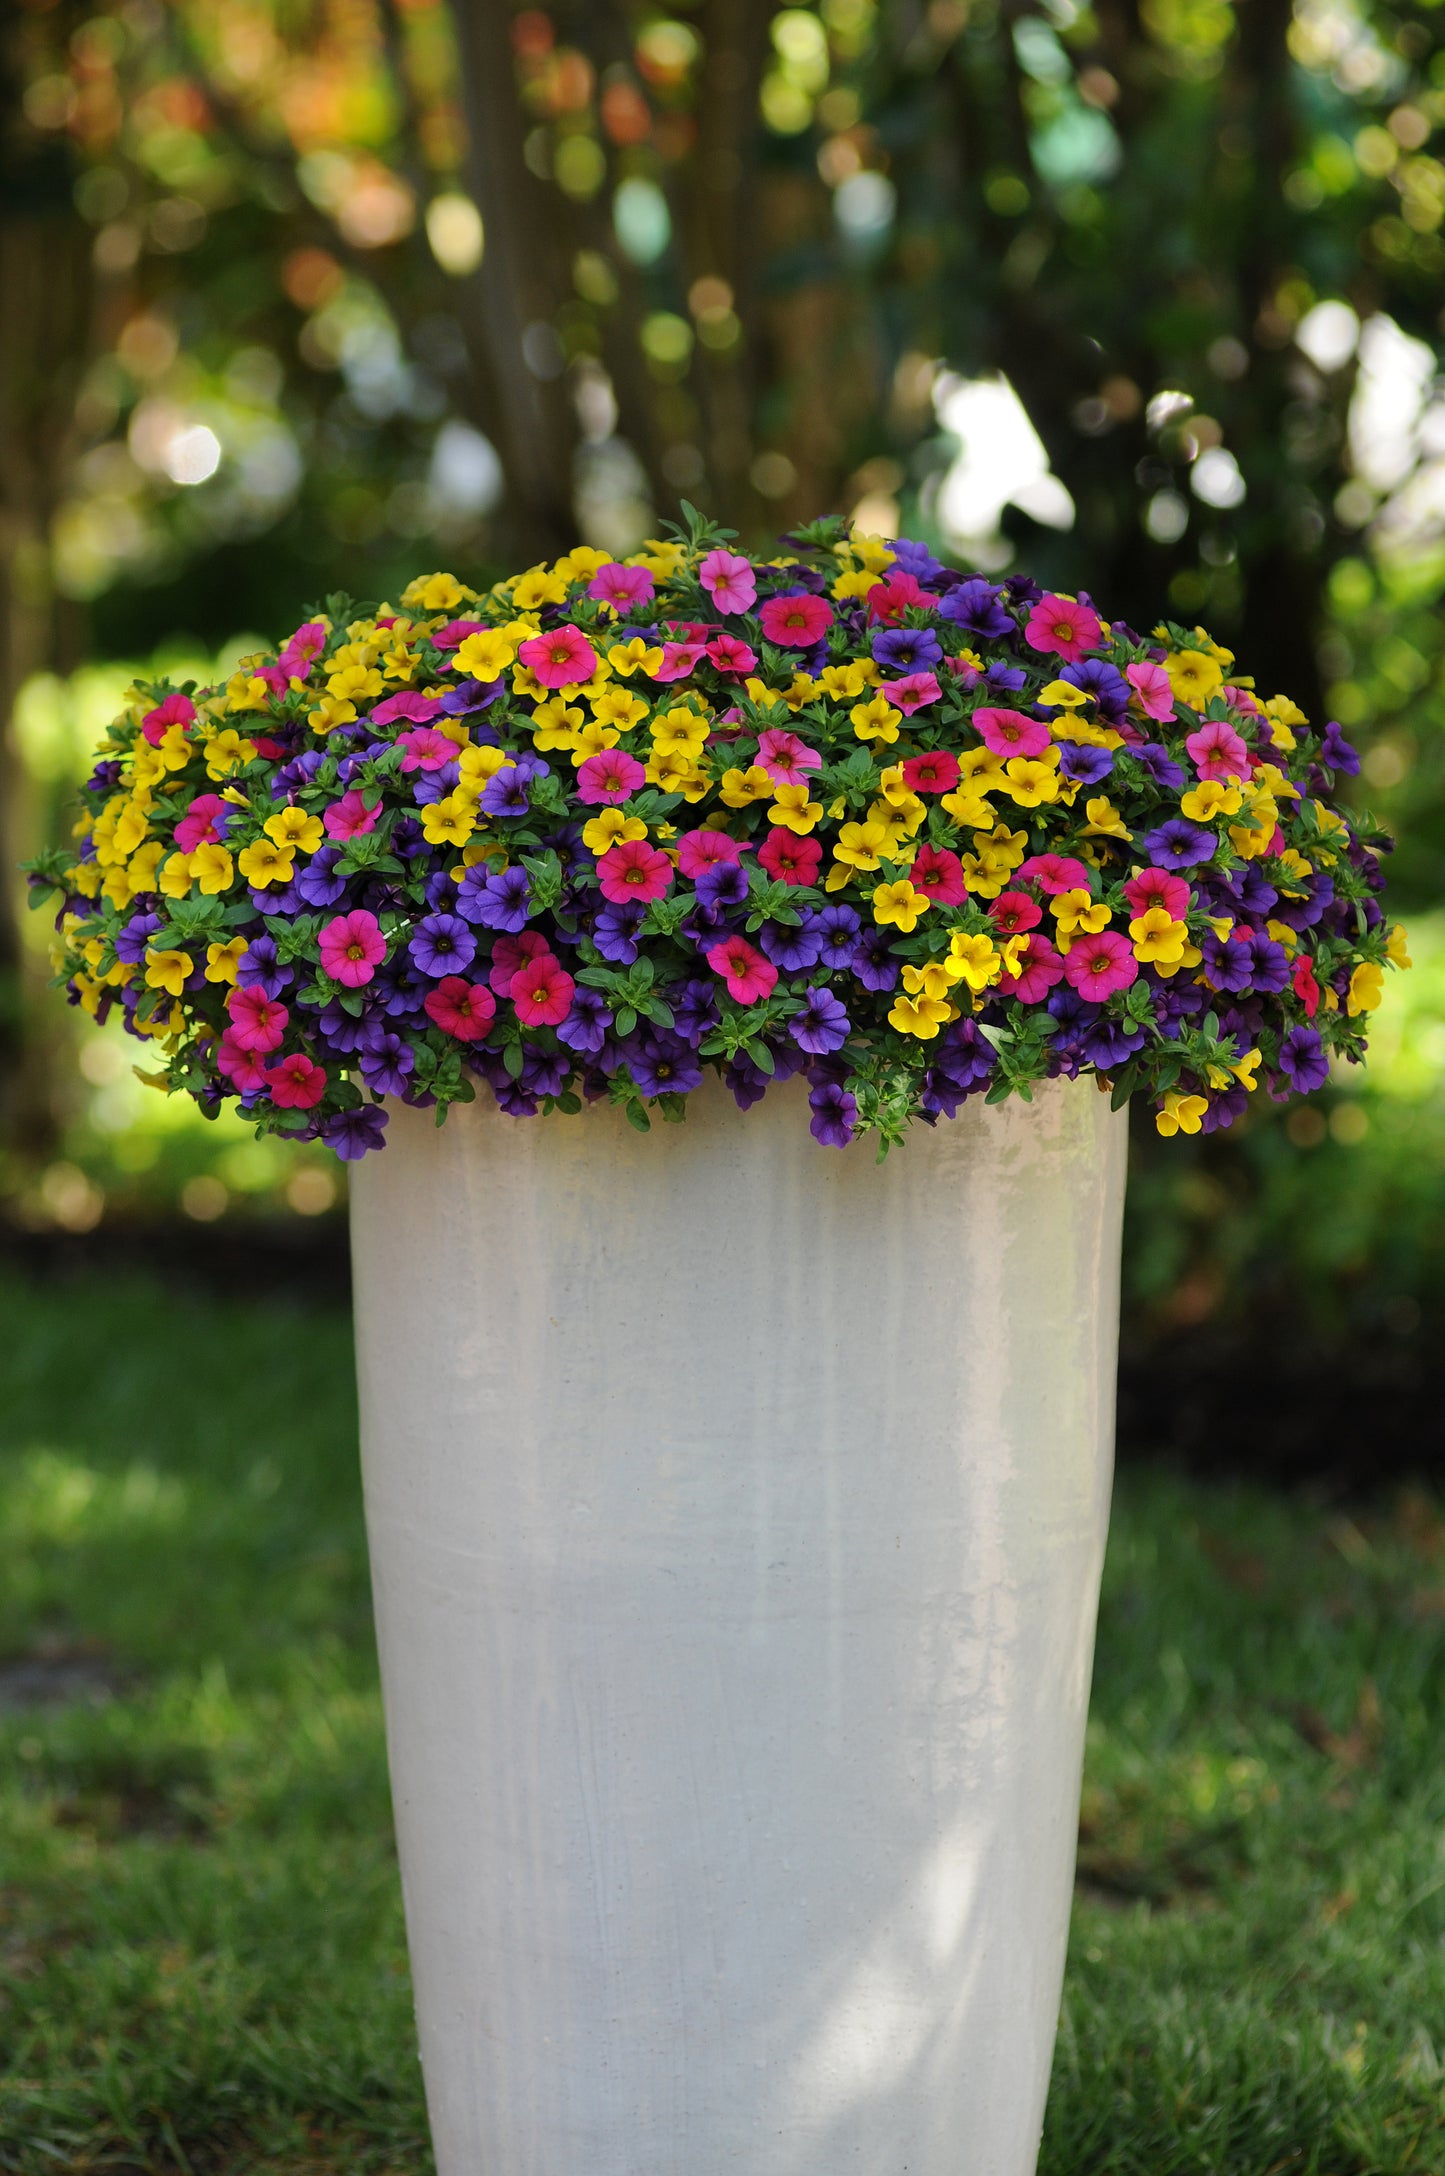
[887,989,953,1039]
[1128,906,1188,965]
[768,784,823,834]
[1180,779,1242,823]
[237,837,296,888]
[939,787,996,830]
[569,719,622,766]
[553,545,611,583]
[226,669,270,713]
[1082,796,1132,841]
[872,879,930,931]
[850,694,902,745]
[946,930,1002,993]
[1386,923,1411,969]
[1347,962,1384,1016]
[651,704,709,753]
[530,698,585,751]
[1263,694,1306,750]
[850,532,896,573]
[1040,678,1090,710]
[1052,888,1112,944]
[593,686,651,732]
[157,851,194,900]
[628,537,687,580]
[188,842,236,895]
[203,728,258,777]
[718,764,774,808]
[608,637,665,678]
[454,628,518,680]
[832,566,883,602]
[509,565,570,610]
[1164,649,1224,707]
[306,694,357,736]
[817,660,877,699]
[264,806,324,855]
[402,572,475,614]
[457,743,512,791]
[1155,1091,1209,1137]
[144,947,193,997]
[1232,1048,1262,1091]
[1001,756,1060,807]
[327,661,384,706]
[205,936,249,985]
[832,819,890,871]
[645,748,708,800]
[419,795,477,849]
[582,809,648,854]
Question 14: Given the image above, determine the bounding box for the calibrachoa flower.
[29,522,1402,1157]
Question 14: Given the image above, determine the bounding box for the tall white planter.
[350,1076,1127,2176]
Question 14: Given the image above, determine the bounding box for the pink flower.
[1292,954,1320,1019]
[653,639,707,681]
[318,908,386,987]
[225,985,288,1053]
[1018,852,1092,896]
[706,934,779,1005]
[1125,660,1175,722]
[1185,717,1251,782]
[265,1052,328,1109]
[215,1028,270,1090]
[509,955,575,1027]
[1123,866,1191,920]
[1223,684,1264,718]
[432,618,484,650]
[706,633,758,675]
[866,572,928,624]
[998,932,1065,1003]
[374,690,445,728]
[988,891,1043,935]
[973,706,1051,759]
[699,549,758,614]
[881,671,942,715]
[141,691,196,747]
[755,727,822,785]
[173,794,229,854]
[910,843,967,906]
[900,749,960,795]
[758,592,834,647]
[676,829,743,879]
[577,749,647,805]
[424,976,498,1041]
[277,621,328,682]
[323,790,380,841]
[518,623,597,688]
[757,831,822,885]
[597,839,673,903]
[1025,592,1102,661]
[489,930,551,998]
[1063,929,1138,1000]
[587,563,656,612]
[396,726,457,773]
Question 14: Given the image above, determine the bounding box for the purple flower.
[115,910,163,966]
[555,987,613,1053]
[724,1054,770,1111]
[1200,1083,1249,1134]
[391,814,427,859]
[439,677,503,716]
[890,537,947,582]
[86,759,124,794]
[872,625,942,672]
[424,870,460,913]
[479,768,532,819]
[808,1079,858,1147]
[591,901,646,964]
[669,978,720,1043]
[457,864,532,932]
[759,917,824,973]
[852,926,900,992]
[939,577,1015,640]
[1142,818,1216,869]
[982,660,1028,694]
[358,1032,415,1099]
[1134,744,1187,792]
[1060,658,1130,721]
[1279,1023,1329,1092]
[237,931,293,998]
[295,846,348,909]
[695,860,750,912]
[791,986,850,1056]
[510,752,552,787]
[932,1017,997,1091]
[322,1104,389,1160]
[310,1000,386,1056]
[813,904,861,970]
[1202,929,1255,995]
[1241,931,1290,995]
[249,880,304,917]
[1082,1016,1147,1069]
[628,1033,704,1097]
[409,913,477,979]
[519,1048,571,1098]
[1152,981,1206,1036]
[1319,720,1360,775]
[1057,742,1114,786]
[371,958,430,1016]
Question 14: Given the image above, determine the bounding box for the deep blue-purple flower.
[1319,720,1360,775]
[555,986,613,1054]
[1142,818,1216,869]
[808,1078,858,1147]
[813,904,861,971]
[871,625,942,673]
[295,845,348,909]
[409,913,477,979]
[457,863,532,932]
[1278,1023,1329,1092]
[237,932,293,999]
[759,917,824,972]
[694,859,750,913]
[591,900,646,963]
[358,1033,415,1099]
[791,986,850,1056]
[322,1104,389,1160]
[479,767,532,820]
[938,577,1015,640]
[1057,742,1114,786]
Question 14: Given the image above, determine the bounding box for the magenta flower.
[597,839,673,904]
[587,562,656,612]
[1185,717,1251,782]
[319,908,386,987]
[676,829,743,879]
[757,831,822,885]
[973,707,1051,759]
[865,571,929,624]
[518,623,597,689]
[1123,867,1191,920]
[1063,929,1139,999]
[758,593,834,646]
[323,789,380,841]
[373,689,443,727]
[424,976,498,1041]
[706,634,758,675]
[276,621,328,682]
[225,985,288,1053]
[432,618,484,650]
[1017,852,1092,896]
[509,955,575,1027]
[1025,593,1102,662]
[900,750,960,795]
[756,727,823,786]
[489,930,552,997]
[215,1027,270,1089]
[653,639,708,682]
[397,726,457,773]
[1125,660,1175,721]
[881,671,942,715]
[141,691,196,747]
[577,749,647,805]
[173,793,230,854]
[699,548,757,614]
[999,933,1065,1004]
[988,891,1044,935]
[910,843,967,906]
[706,934,779,1005]
[265,1052,328,1109]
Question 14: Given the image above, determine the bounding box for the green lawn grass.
[1,1272,1442,2175]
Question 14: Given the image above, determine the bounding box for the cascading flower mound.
[29,513,1407,1159]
